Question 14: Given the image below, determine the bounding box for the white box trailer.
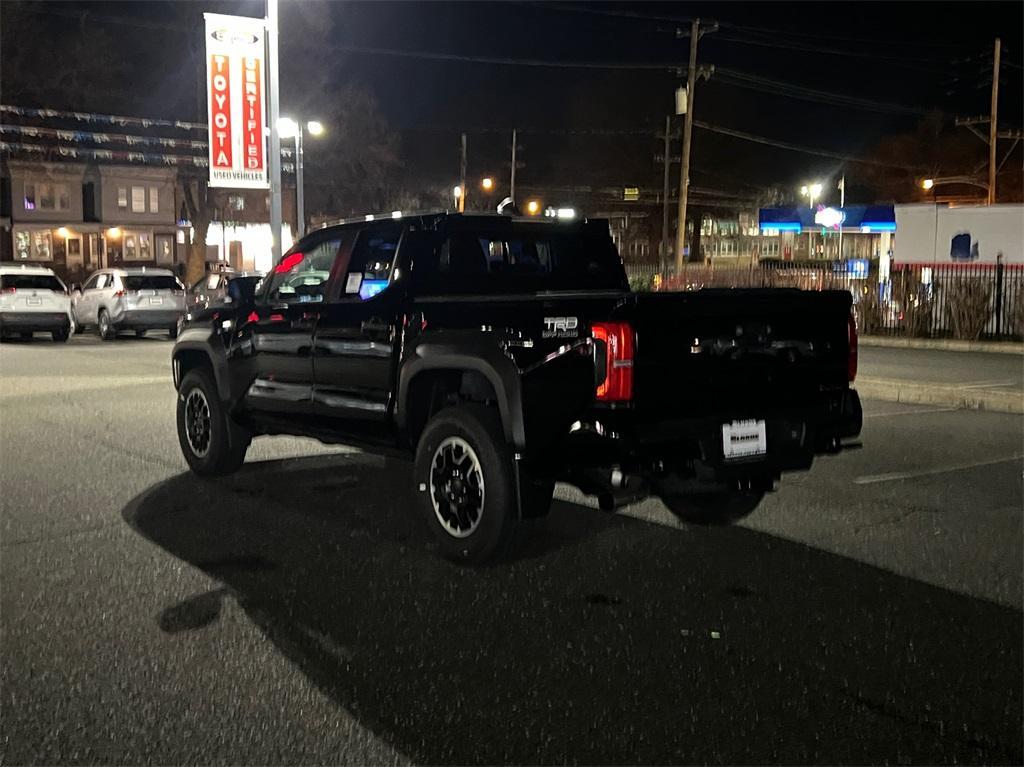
[894,204,1024,265]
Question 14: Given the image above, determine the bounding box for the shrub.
[945,280,993,340]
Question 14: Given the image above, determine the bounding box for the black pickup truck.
[173,212,861,563]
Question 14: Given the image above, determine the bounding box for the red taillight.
[247,311,259,324]
[848,312,858,383]
[274,252,304,273]
[113,290,126,298]
[591,321,634,402]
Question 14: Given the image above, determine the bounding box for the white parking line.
[959,380,1018,389]
[854,454,1024,484]
[864,406,957,418]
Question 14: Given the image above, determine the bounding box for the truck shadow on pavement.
[122,452,1022,766]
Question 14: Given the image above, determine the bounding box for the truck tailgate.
[614,289,853,420]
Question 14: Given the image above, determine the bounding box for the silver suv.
[71,267,185,340]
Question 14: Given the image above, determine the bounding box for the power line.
[692,120,930,171]
[525,2,969,53]
[712,68,936,117]
[709,33,953,73]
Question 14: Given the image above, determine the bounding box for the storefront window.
[139,233,152,260]
[32,231,53,261]
[124,234,138,260]
[15,231,31,259]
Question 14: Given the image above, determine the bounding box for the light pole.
[837,175,845,261]
[800,182,822,258]
[279,117,324,239]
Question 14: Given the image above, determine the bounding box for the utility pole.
[675,18,710,272]
[988,37,1001,205]
[837,174,845,260]
[510,128,518,203]
[660,115,672,274]
[266,0,283,262]
[459,132,467,213]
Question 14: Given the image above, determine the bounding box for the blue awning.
[759,205,895,233]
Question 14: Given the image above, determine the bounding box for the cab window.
[263,238,342,304]
[342,226,401,300]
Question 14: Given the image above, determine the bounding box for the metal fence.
[624,261,1024,341]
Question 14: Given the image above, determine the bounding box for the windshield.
[123,275,182,291]
[1,274,66,292]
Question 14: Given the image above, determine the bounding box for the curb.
[859,336,1024,355]
[855,377,1023,414]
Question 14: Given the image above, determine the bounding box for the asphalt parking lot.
[2,335,1021,765]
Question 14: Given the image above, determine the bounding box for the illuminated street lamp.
[921,178,935,190]
[279,117,325,238]
[481,177,494,192]
[526,199,540,216]
[799,182,823,258]
[453,185,464,204]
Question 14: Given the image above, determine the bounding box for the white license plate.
[149,297,163,306]
[26,297,41,306]
[722,419,767,460]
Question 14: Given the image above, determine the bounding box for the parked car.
[0,264,73,342]
[187,269,265,313]
[71,267,185,340]
[172,212,862,564]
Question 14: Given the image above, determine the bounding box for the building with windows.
[2,160,183,283]
[758,205,896,263]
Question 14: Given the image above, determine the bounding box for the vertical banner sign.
[204,13,268,188]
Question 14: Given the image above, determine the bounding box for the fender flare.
[171,331,232,402]
[398,335,525,448]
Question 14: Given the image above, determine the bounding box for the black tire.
[97,309,114,341]
[52,327,70,343]
[176,368,251,476]
[135,329,147,339]
[658,489,765,526]
[168,323,179,340]
[414,404,521,564]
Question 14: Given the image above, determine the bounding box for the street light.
[799,182,823,258]
[921,178,935,190]
[279,117,325,238]
[526,199,540,215]
[481,177,494,192]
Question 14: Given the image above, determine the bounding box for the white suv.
[72,267,185,340]
[0,265,73,342]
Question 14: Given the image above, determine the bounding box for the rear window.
[414,223,627,294]
[1,274,65,292]
[123,275,182,291]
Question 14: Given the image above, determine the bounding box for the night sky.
[4,1,1022,204]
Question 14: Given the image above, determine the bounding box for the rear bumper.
[0,312,70,332]
[111,309,182,329]
[558,388,863,481]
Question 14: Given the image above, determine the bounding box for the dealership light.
[481,177,494,191]
[278,117,299,139]
[106,227,121,238]
[306,120,324,136]
[391,210,403,219]
[556,207,576,220]
[526,199,540,215]
[921,178,935,190]
[57,227,70,238]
